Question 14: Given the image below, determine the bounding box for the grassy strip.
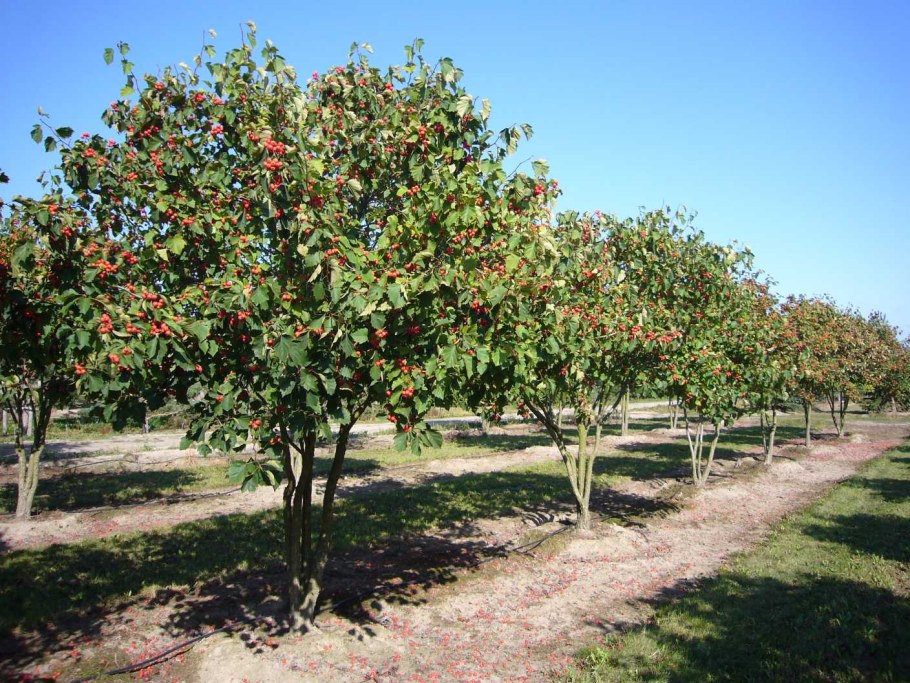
[0,465,235,514]
[567,441,910,683]
[0,430,553,514]
[0,439,689,631]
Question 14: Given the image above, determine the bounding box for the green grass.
[566,442,910,683]
[0,465,236,514]
[0,429,555,515]
[0,437,684,632]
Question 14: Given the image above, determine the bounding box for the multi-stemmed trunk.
[827,391,848,437]
[280,421,355,633]
[619,388,630,437]
[760,407,777,465]
[526,402,604,531]
[668,396,680,431]
[11,391,52,519]
[684,411,721,487]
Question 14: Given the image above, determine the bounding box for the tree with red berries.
[471,209,690,528]
[783,297,886,442]
[0,192,92,518]
[653,234,758,486]
[56,29,555,631]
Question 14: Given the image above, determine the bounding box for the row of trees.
[2,30,907,631]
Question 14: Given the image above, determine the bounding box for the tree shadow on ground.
[716,424,804,448]
[450,431,553,452]
[0,463,675,673]
[583,573,910,682]
[0,468,225,515]
[802,514,910,565]
[609,441,691,480]
[0,457,383,516]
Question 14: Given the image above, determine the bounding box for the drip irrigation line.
[83,487,242,515]
[66,615,261,683]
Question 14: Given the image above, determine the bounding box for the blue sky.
[2,1,907,333]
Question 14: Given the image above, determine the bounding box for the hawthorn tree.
[655,235,758,486]
[865,312,909,413]
[783,297,885,440]
[470,209,687,529]
[0,194,90,518]
[54,29,555,631]
[740,289,800,464]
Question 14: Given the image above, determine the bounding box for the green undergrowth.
[566,441,910,683]
[0,438,687,631]
[0,429,553,515]
[0,465,235,514]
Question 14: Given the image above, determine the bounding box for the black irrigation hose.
[65,524,575,683]
[66,615,261,683]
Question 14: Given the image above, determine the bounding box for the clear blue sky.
[2,1,907,333]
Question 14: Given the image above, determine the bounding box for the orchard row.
[1,27,907,630]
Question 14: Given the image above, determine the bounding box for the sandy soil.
[3,419,908,682]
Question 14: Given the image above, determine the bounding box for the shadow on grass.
[717,424,804,448]
[0,469,223,515]
[846,475,910,503]
[450,431,553,452]
[803,514,910,565]
[581,573,910,682]
[610,441,691,480]
[0,457,383,516]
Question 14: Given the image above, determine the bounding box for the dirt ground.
[3,417,908,682]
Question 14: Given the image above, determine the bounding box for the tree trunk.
[761,408,777,465]
[620,388,630,437]
[840,396,848,437]
[829,392,846,437]
[16,443,43,519]
[526,401,592,531]
[803,400,812,447]
[15,393,52,519]
[281,423,354,633]
[685,413,721,487]
[282,429,316,632]
[668,397,679,431]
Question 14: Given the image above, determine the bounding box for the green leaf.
[30,125,42,143]
[531,159,549,177]
[166,234,186,255]
[489,285,508,307]
[393,431,409,452]
[251,286,269,308]
[388,283,405,308]
[185,320,211,341]
[56,127,74,140]
[352,328,370,344]
[103,48,115,65]
[456,95,473,119]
